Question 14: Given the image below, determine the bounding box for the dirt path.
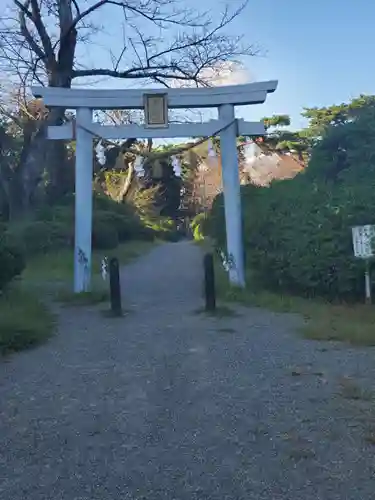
[1,241,375,499]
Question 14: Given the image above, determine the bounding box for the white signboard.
[352,225,375,259]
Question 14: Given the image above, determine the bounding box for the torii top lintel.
[31,80,278,110]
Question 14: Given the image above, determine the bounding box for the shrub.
[205,104,375,302]
[92,225,119,250]
[0,288,54,354]
[162,230,181,242]
[0,237,25,290]
[191,213,208,241]
[207,175,375,302]
[145,216,182,241]
[93,194,152,241]
[5,219,72,255]
[5,192,161,261]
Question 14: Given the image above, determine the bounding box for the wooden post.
[74,107,93,293]
[204,253,216,311]
[109,257,122,316]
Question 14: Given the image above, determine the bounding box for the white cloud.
[171,61,252,88]
[200,61,252,86]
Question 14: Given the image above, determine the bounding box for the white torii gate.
[32,80,277,293]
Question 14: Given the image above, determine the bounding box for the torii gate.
[32,80,278,293]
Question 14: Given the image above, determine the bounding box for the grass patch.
[0,286,55,355]
[213,254,375,346]
[22,240,156,287]
[57,287,109,306]
[0,240,155,356]
[21,240,157,303]
[22,240,156,304]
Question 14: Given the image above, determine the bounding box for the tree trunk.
[11,83,72,219]
[117,162,135,203]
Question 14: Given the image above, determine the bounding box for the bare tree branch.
[29,0,55,64]
[14,0,45,60]
[2,0,257,90]
[71,2,257,87]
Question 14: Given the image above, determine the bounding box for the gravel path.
[1,241,375,499]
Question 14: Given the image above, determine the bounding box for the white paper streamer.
[172,156,182,177]
[134,156,145,177]
[207,138,216,158]
[242,140,261,171]
[101,256,108,280]
[95,140,106,165]
[220,250,230,272]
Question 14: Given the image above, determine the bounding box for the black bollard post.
[109,257,122,316]
[204,252,216,312]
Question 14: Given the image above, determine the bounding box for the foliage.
[3,190,184,259]
[0,235,25,290]
[191,213,208,241]
[0,287,54,355]
[92,215,119,250]
[5,219,72,255]
[142,153,182,219]
[206,97,375,302]
[258,114,310,163]
[144,216,181,242]
[263,115,291,129]
[22,241,157,287]
[127,184,161,218]
[301,94,375,140]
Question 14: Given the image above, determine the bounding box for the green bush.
[6,194,153,257]
[207,177,374,301]
[4,192,165,261]
[0,237,25,290]
[93,194,154,241]
[0,288,54,354]
[35,204,74,224]
[5,219,72,255]
[92,212,119,249]
[145,216,181,241]
[162,230,181,242]
[206,126,375,302]
[191,213,208,241]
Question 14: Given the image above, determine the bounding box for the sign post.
[352,225,375,304]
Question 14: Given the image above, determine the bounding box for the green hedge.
[190,213,208,241]
[0,236,25,290]
[205,104,375,302]
[4,192,185,260]
[5,194,154,254]
[207,176,375,301]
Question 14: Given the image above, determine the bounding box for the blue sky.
[228,0,375,129]
[76,0,375,131]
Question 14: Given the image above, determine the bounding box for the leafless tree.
[0,0,259,217]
